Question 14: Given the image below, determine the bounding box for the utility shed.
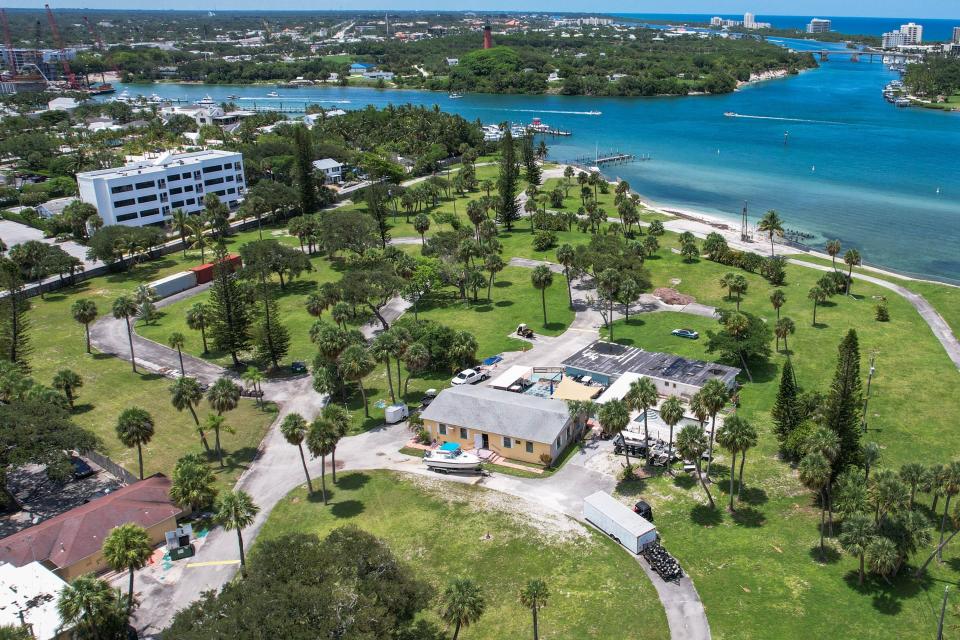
[583,491,657,554]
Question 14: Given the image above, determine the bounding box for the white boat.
[423,445,483,473]
[586,110,602,115]
[227,94,240,100]
[448,92,463,99]
[196,95,216,106]
[113,90,131,103]
[266,91,279,98]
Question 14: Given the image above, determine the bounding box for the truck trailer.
[583,491,657,554]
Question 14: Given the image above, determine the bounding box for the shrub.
[532,230,557,251]
[875,301,890,322]
[414,427,431,444]
[539,452,553,468]
[408,413,424,430]
[619,463,639,482]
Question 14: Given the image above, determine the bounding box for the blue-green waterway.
[112,39,960,282]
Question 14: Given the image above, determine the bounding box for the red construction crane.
[0,9,16,77]
[44,3,79,88]
[82,16,105,51]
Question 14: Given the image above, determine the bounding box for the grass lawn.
[603,247,960,637]
[260,470,670,640]
[25,243,277,489]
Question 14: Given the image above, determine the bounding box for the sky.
[3,0,958,19]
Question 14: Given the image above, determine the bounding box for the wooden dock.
[572,150,650,168]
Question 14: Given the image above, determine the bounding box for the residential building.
[363,70,395,80]
[882,30,906,49]
[312,158,344,184]
[743,13,755,29]
[900,22,923,45]
[710,16,723,27]
[0,475,183,581]
[76,149,245,228]
[562,341,740,399]
[349,62,375,75]
[807,18,832,34]
[36,196,77,219]
[419,384,579,464]
[446,57,459,66]
[952,26,960,44]
[0,562,71,640]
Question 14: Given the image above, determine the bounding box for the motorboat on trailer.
[423,443,483,473]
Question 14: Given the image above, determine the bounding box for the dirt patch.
[654,288,696,306]
[404,473,590,544]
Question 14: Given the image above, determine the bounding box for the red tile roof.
[0,475,181,571]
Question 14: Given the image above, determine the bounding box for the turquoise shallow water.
[111,39,960,281]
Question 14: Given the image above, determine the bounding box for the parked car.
[633,500,654,522]
[420,389,438,409]
[451,368,488,386]
[290,361,307,374]
[671,328,699,340]
[71,456,95,481]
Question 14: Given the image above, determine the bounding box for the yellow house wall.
[422,418,567,465]
[55,515,178,582]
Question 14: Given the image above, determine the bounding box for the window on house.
[185,198,196,206]
[134,180,155,190]
[116,212,138,222]
[169,187,183,195]
[110,184,133,194]
[137,194,158,204]
[439,424,447,435]
[204,177,224,186]
[113,198,135,208]
[459,427,467,439]
[139,208,160,218]
[184,185,194,192]
[503,437,512,448]
[526,442,533,453]
[202,164,223,173]
[172,200,184,208]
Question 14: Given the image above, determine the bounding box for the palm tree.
[799,451,831,560]
[307,418,336,504]
[839,512,875,586]
[808,286,826,326]
[171,208,191,257]
[624,377,658,465]
[207,377,241,466]
[338,345,375,418]
[825,239,842,270]
[757,210,784,256]
[715,414,755,510]
[659,396,684,474]
[168,332,187,376]
[936,461,960,562]
[370,331,398,404]
[57,575,123,638]
[115,407,154,480]
[214,490,260,574]
[188,219,209,262]
[484,252,505,301]
[677,424,715,508]
[843,249,861,295]
[699,379,728,479]
[718,272,735,301]
[769,289,785,320]
[402,342,431,394]
[112,296,139,373]
[321,404,350,484]
[281,413,313,494]
[169,377,209,451]
[71,299,98,354]
[530,265,554,326]
[52,369,83,408]
[899,462,926,510]
[775,317,796,354]
[863,441,881,483]
[102,523,152,612]
[866,537,897,584]
[186,302,212,354]
[241,366,265,408]
[729,275,747,311]
[170,453,217,511]
[519,579,549,640]
[440,578,486,640]
[598,399,632,467]
[555,244,576,308]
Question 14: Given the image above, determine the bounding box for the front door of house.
[481,433,489,450]
[474,433,483,450]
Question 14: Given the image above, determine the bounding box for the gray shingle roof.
[420,385,571,444]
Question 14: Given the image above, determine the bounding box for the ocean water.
[617,14,960,41]
[110,39,960,281]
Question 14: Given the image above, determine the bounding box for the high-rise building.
[743,12,755,29]
[710,16,722,27]
[882,31,905,49]
[806,18,832,34]
[952,26,960,44]
[899,22,923,45]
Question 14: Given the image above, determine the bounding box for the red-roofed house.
[0,475,182,581]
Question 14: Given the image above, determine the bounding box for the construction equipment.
[82,16,105,51]
[44,3,79,88]
[0,9,16,76]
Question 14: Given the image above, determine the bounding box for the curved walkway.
[790,259,960,370]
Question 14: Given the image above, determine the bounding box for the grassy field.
[25,245,277,488]
[260,470,670,640]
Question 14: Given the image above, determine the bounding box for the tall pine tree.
[294,125,318,215]
[521,134,541,186]
[823,329,863,472]
[496,128,520,230]
[0,258,31,372]
[209,245,252,368]
[253,284,290,369]
[771,359,800,445]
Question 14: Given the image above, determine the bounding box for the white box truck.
[583,491,657,554]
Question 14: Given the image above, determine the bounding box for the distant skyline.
[2,2,958,19]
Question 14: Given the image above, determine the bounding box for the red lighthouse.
[483,25,492,49]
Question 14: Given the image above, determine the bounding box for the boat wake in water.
[470,107,602,116]
[725,112,849,126]
[238,97,352,103]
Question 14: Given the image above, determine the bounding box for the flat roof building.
[563,341,739,398]
[0,562,70,640]
[420,384,579,464]
[807,18,831,34]
[77,149,244,228]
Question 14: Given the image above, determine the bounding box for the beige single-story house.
[420,385,580,465]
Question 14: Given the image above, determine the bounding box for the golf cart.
[516,323,534,339]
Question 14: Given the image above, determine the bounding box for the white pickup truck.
[451,367,488,386]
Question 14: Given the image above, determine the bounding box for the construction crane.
[82,16,105,51]
[0,9,16,76]
[44,3,79,89]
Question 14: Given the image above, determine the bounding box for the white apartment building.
[882,30,906,49]
[743,13,755,29]
[952,26,960,44]
[76,150,245,228]
[900,22,923,45]
[807,18,831,33]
